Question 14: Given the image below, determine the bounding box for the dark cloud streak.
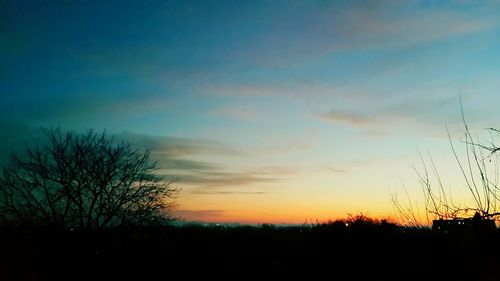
[318,95,461,135]
[0,125,289,196]
[115,131,241,158]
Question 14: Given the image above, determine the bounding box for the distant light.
[345,223,349,227]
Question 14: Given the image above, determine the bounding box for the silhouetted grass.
[0,219,498,280]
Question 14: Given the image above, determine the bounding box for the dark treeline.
[2,128,499,280]
[1,219,498,280]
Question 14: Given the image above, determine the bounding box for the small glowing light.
[345,223,349,227]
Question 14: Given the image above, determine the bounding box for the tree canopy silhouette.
[0,128,177,229]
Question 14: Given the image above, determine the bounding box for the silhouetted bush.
[1,222,499,280]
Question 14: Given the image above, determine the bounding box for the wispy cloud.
[0,124,275,197]
[167,166,302,195]
[325,166,349,174]
[0,126,297,196]
[114,132,240,175]
[332,7,495,52]
[317,94,461,136]
[246,166,300,176]
[116,132,299,195]
[165,171,277,195]
[158,159,220,171]
[226,2,499,66]
[318,111,372,126]
[191,191,267,195]
[115,131,241,158]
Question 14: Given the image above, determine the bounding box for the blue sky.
[2,0,500,223]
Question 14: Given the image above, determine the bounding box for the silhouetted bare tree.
[392,104,500,227]
[0,128,177,229]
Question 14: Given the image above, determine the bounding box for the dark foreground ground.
[1,222,499,280]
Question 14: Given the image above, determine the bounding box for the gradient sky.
[2,0,500,224]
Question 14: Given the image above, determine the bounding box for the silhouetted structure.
[432,216,496,233]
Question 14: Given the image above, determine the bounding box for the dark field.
[1,222,498,280]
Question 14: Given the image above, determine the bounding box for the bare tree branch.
[0,128,179,229]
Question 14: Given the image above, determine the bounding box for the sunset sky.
[2,0,500,224]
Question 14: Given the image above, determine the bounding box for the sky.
[2,0,500,224]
